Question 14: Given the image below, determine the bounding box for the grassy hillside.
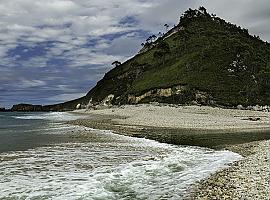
[48,7,270,110]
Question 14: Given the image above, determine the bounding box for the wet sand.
[70,104,270,149]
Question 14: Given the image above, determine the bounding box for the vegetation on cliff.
[45,7,270,111]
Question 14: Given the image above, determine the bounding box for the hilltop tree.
[148,36,153,42]
[198,6,207,15]
[146,37,151,44]
[164,24,169,32]
[112,61,121,67]
[179,7,210,26]
[151,35,157,42]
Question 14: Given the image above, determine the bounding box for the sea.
[0,112,241,200]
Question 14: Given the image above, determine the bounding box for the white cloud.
[0,0,157,71]
[1,0,268,71]
[19,79,47,88]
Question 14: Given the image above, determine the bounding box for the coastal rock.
[86,98,95,110]
[262,105,269,112]
[248,117,261,121]
[11,104,43,112]
[245,105,270,112]
[86,94,115,110]
[246,106,253,110]
[76,104,81,109]
[253,105,262,111]
[237,105,245,110]
[0,107,5,112]
[102,94,115,106]
[127,85,194,104]
[128,87,173,104]
[195,92,208,105]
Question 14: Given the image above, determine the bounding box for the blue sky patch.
[119,16,139,26]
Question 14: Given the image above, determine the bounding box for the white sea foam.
[12,112,83,121]
[0,129,242,200]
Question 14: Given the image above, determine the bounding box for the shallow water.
[0,112,241,199]
[0,112,82,152]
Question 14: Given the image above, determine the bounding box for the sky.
[0,0,269,108]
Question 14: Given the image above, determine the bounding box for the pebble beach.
[80,104,270,130]
[193,140,270,200]
[71,104,270,199]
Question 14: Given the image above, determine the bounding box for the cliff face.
[44,7,270,111]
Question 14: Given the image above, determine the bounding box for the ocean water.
[0,112,242,200]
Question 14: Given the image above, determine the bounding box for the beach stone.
[191,140,270,200]
[237,105,244,110]
[76,104,81,109]
[253,105,262,111]
[246,106,253,110]
[262,105,269,112]
[248,117,260,121]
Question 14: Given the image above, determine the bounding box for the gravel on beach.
[75,104,270,130]
[71,104,270,199]
[192,140,270,200]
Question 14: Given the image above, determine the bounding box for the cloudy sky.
[0,0,269,108]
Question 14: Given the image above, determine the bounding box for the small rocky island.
[11,104,43,112]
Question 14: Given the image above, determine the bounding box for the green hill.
[44,7,270,111]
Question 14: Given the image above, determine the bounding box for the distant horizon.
[1,0,270,108]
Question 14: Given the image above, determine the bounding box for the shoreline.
[191,139,270,199]
[68,104,270,199]
[69,104,270,151]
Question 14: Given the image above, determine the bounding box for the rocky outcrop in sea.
[11,104,43,112]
